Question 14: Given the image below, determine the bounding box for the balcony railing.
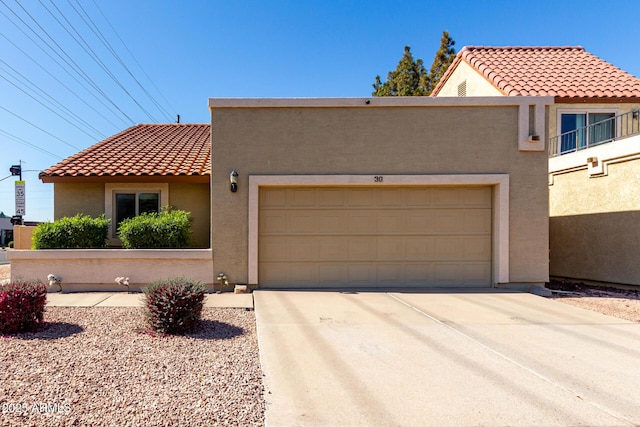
[549,110,640,157]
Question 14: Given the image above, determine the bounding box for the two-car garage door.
[258,186,492,288]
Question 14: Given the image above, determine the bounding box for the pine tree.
[426,31,456,94]
[372,32,456,96]
[372,46,427,96]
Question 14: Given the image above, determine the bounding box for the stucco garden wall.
[9,249,214,292]
[549,134,640,285]
[13,225,35,250]
[209,97,550,287]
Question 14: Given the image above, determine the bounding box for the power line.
[0,0,136,124]
[0,0,181,169]
[0,59,105,139]
[0,104,81,151]
[0,129,63,159]
[0,32,123,130]
[0,2,134,126]
[71,0,174,122]
[88,0,176,120]
[39,0,160,122]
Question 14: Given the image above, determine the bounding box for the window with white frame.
[105,183,169,241]
[558,110,617,154]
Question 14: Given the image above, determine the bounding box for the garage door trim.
[248,174,509,286]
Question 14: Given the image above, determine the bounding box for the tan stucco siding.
[54,183,105,219]
[169,182,210,248]
[211,104,549,286]
[435,61,504,97]
[549,157,640,285]
[52,181,210,248]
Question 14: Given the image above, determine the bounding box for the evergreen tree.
[372,46,427,96]
[372,32,456,96]
[426,31,456,94]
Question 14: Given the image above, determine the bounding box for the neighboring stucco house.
[209,96,551,290]
[432,46,640,285]
[0,212,12,246]
[39,123,211,248]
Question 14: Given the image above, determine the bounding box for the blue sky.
[1,0,639,221]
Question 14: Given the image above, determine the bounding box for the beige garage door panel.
[259,187,492,287]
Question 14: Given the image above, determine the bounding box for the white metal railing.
[549,110,640,157]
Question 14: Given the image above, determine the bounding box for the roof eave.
[555,96,640,104]
[40,174,211,184]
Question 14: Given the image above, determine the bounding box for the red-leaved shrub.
[142,277,206,335]
[0,281,47,334]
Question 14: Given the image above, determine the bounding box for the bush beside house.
[32,214,109,249]
[118,208,192,249]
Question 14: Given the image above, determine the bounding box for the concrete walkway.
[45,292,253,309]
[254,289,640,427]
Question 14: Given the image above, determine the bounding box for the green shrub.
[7,241,13,248]
[118,207,192,249]
[32,214,109,249]
[0,281,47,334]
[142,277,206,335]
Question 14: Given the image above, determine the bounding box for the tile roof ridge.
[40,122,212,180]
[133,123,210,126]
[434,45,586,96]
[462,45,584,51]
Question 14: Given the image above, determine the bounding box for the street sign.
[15,180,25,216]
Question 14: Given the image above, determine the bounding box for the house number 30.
[374,176,384,183]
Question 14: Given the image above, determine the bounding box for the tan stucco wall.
[9,249,214,292]
[434,64,640,146]
[169,182,210,248]
[549,157,640,285]
[13,225,35,250]
[435,61,504,97]
[210,100,549,286]
[54,183,105,218]
[52,181,210,248]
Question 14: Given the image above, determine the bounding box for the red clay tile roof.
[40,124,210,181]
[432,46,640,101]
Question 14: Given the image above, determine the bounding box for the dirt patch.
[547,279,640,323]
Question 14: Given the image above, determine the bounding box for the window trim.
[556,108,619,152]
[105,183,169,245]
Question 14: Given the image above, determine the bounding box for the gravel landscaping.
[547,279,640,323]
[0,307,265,426]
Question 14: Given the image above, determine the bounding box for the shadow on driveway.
[255,289,640,427]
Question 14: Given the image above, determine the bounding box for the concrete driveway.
[254,289,640,427]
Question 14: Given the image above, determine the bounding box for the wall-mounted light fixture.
[230,170,238,192]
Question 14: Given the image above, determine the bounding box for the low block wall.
[8,249,214,292]
[13,225,35,249]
